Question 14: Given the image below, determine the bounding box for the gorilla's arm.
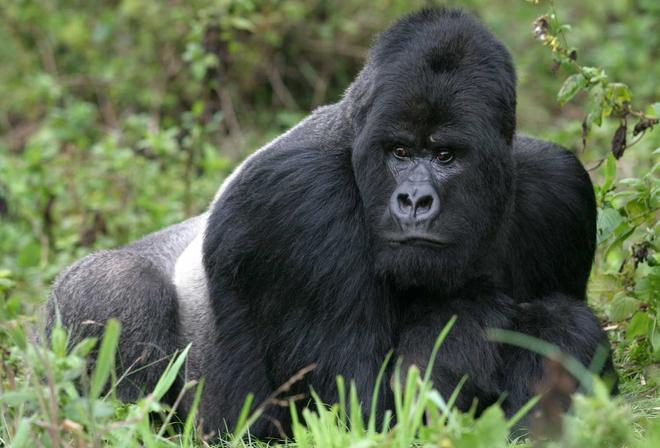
[200,145,396,436]
[397,281,515,414]
[397,291,611,418]
[498,294,613,416]
[497,141,614,415]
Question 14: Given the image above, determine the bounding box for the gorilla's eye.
[436,150,454,164]
[392,147,411,159]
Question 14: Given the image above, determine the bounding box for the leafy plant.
[527,0,659,380]
[528,0,659,158]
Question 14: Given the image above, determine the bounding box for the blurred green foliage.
[0,0,658,291]
[0,0,658,444]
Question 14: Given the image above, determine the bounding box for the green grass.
[1,287,658,447]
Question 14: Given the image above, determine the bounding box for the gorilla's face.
[352,81,514,293]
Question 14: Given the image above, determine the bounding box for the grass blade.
[423,315,457,384]
[89,319,120,399]
[232,392,255,437]
[183,378,205,447]
[506,394,541,429]
[368,351,393,434]
[152,343,191,401]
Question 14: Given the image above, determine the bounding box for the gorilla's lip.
[385,234,449,249]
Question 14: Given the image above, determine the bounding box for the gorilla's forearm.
[397,291,611,417]
[498,294,614,416]
[396,283,515,413]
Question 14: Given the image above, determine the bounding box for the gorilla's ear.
[499,65,517,145]
[343,65,378,133]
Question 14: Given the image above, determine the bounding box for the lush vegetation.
[0,0,657,446]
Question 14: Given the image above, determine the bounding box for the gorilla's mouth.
[386,234,449,249]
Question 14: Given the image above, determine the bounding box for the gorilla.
[47,8,614,439]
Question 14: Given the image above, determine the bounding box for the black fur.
[47,8,613,440]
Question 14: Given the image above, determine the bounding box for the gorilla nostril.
[397,193,413,212]
[415,195,433,215]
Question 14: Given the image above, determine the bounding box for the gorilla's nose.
[390,182,440,225]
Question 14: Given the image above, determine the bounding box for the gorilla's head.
[348,9,517,293]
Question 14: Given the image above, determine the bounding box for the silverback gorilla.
[47,8,614,438]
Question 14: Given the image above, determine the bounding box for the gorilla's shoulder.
[234,145,354,196]
[513,134,573,159]
[511,133,595,218]
[206,145,360,255]
[507,134,596,299]
[203,144,367,293]
[512,135,593,196]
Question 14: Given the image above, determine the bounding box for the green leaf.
[582,66,607,83]
[9,417,32,448]
[557,74,586,105]
[229,16,255,31]
[70,337,98,358]
[607,83,632,105]
[457,405,508,447]
[50,325,68,357]
[587,84,606,127]
[608,295,641,322]
[650,323,660,354]
[91,399,115,418]
[90,319,120,399]
[650,102,660,117]
[626,311,650,341]
[602,154,617,192]
[597,207,623,244]
[0,390,37,406]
